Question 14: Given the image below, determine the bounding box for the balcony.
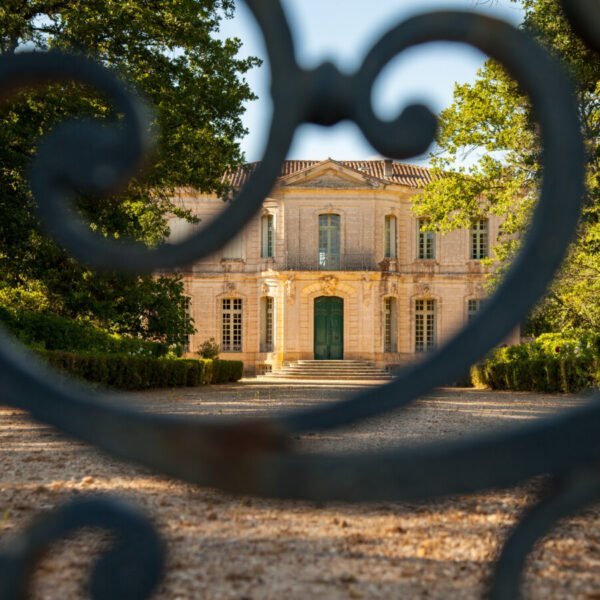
[284,252,380,271]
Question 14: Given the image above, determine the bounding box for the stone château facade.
[169,159,519,374]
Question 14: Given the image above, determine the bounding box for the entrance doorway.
[314,296,344,360]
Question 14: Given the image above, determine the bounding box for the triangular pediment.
[278,160,386,189]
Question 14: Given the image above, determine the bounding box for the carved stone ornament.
[223,281,236,294]
[320,275,338,296]
[416,284,432,297]
[261,283,269,296]
[285,277,296,302]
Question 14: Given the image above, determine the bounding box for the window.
[222,234,243,259]
[470,219,489,260]
[415,299,436,353]
[384,215,397,259]
[168,217,196,243]
[418,219,435,260]
[261,214,274,258]
[467,298,484,323]
[182,301,191,354]
[384,297,398,353]
[260,297,274,352]
[221,298,243,352]
[318,214,341,269]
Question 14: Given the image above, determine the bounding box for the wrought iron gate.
[0,1,598,598]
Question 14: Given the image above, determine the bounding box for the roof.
[225,159,433,189]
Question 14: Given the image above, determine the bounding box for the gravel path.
[0,381,598,599]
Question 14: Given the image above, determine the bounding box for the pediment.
[278,160,385,189]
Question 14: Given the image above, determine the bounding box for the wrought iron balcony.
[284,252,379,271]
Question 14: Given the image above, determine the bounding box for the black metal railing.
[0,1,597,598]
[285,251,378,271]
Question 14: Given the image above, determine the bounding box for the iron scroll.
[0,1,597,598]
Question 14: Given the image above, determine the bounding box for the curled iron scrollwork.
[491,467,600,600]
[0,496,165,600]
[0,0,597,597]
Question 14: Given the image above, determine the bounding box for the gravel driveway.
[0,381,598,599]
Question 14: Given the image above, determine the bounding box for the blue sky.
[219,0,524,163]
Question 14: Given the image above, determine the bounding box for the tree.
[414,0,599,334]
[0,1,259,345]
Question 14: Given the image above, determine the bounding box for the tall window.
[182,301,191,353]
[222,234,243,259]
[261,214,274,258]
[468,298,484,323]
[384,297,398,353]
[415,299,436,353]
[318,214,341,269]
[222,298,243,352]
[418,219,435,260]
[260,297,274,352]
[470,219,489,260]
[385,215,397,259]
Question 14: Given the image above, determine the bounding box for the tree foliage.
[0,1,259,345]
[415,0,599,334]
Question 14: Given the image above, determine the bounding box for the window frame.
[467,298,484,323]
[318,213,341,270]
[260,296,274,352]
[415,298,436,353]
[470,218,489,260]
[417,218,436,260]
[384,215,398,259]
[384,297,398,353]
[221,298,243,352]
[261,214,274,259]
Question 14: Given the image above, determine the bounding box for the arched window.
[318,214,340,269]
[385,215,397,259]
[417,219,435,260]
[384,297,398,353]
[261,214,274,258]
[415,299,436,353]
[470,219,489,260]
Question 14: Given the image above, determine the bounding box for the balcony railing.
[284,252,379,271]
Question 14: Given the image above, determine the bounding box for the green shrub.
[200,359,214,384]
[228,361,244,382]
[472,355,598,393]
[0,309,168,357]
[198,358,243,384]
[471,332,599,394]
[197,337,220,359]
[39,350,204,391]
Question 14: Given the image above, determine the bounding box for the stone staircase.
[264,360,394,381]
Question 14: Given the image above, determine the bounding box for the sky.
[218,0,524,164]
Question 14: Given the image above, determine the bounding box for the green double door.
[314,296,344,360]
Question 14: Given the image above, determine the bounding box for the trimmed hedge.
[200,358,244,384]
[471,356,599,393]
[471,332,599,393]
[40,351,243,390]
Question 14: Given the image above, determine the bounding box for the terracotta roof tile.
[224,159,432,189]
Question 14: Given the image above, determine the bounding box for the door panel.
[314,297,344,360]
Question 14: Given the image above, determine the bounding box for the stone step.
[278,368,386,373]
[265,359,393,381]
[293,360,374,365]
[264,373,393,380]
[283,365,377,368]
